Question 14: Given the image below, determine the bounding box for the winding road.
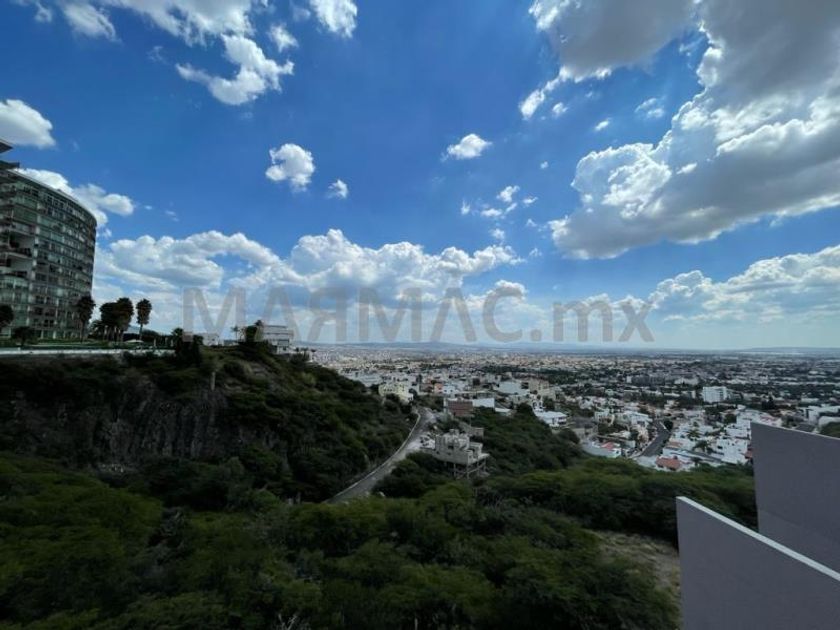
[641,419,671,458]
[328,406,437,503]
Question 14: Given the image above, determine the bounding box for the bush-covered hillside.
[0,346,412,501]
[0,357,757,628]
[380,406,755,543]
[1,452,680,629]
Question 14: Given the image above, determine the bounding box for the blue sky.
[3,0,840,348]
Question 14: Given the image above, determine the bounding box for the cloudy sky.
[3,0,840,348]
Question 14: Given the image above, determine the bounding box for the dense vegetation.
[820,421,840,438]
[0,355,759,628]
[1,452,680,629]
[0,345,412,501]
[381,406,755,544]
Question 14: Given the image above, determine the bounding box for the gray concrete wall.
[752,423,840,572]
[678,497,840,630]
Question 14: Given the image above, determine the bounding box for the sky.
[2,0,840,348]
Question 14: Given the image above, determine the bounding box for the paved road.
[641,419,671,458]
[328,407,436,503]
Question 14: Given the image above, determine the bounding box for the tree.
[0,303,13,337]
[136,299,152,338]
[75,295,96,340]
[99,302,120,341]
[12,326,36,348]
[114,297,134,341]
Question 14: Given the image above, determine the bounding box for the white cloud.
[528,0,695,82]
[19,2,304,105]
[270,23,298,52]
[540,161,549,170]
[327,178,348,199]
[445,133,492,160]
[460,201,472,216]
[177,35,293,105]
[490,227,506,242]
[519,89,546,120]
[519,72,562,120]
[101,0,259,42]
[265,143,315,191]
[480,208,503,220]
[19,168,134,226]
[0,99,56,148]
[497,185,520,204]
[523,196,538,206]
[99,230,280,289]
[549,0,840,258]
[308,0,357,38]
[62,2,116,39]
[98,228,520,304]
[594,118,610,132]
[551,102,567,117]
[613,245,840,329]
[636,97,665,119]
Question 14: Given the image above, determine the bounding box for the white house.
[702,386,729,404]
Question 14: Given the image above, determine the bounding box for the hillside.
[0,345,412,501]
[0,353,757,629]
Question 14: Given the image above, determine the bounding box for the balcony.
[4,246,33,258]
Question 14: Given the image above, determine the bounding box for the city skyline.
[3,0,840,348]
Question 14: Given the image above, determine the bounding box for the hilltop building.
[428,429,489,478]
[256,323,293,352]
[0,142,96,340]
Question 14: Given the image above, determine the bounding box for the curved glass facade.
[0,165,97,340]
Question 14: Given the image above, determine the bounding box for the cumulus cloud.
[445,133,492,160]
[0,99,56,148]
[540,161,549,170]
[644,245,840,324]
[101,0,259,43]
[19,168,134,226]
[177,34,293,105]
[16,1,306,105]
[270,23,298,52]
[593,118,610,131]
[99,230,280,289]
[327,178,348,199]
[308,0,357,38]
[490,227,506,242]
[497,185,520,204]
[98,228,520,304]
[529,0,695,82]
[546,0,840,258]
[265,143,315,191]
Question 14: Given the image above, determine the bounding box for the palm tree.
[0,304,13,338]
[136,298,152,339]
[114,297,134,341]
[75,294,96,340]
[99,302,119,341]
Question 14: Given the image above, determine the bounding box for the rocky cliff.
[0,347,411,499]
